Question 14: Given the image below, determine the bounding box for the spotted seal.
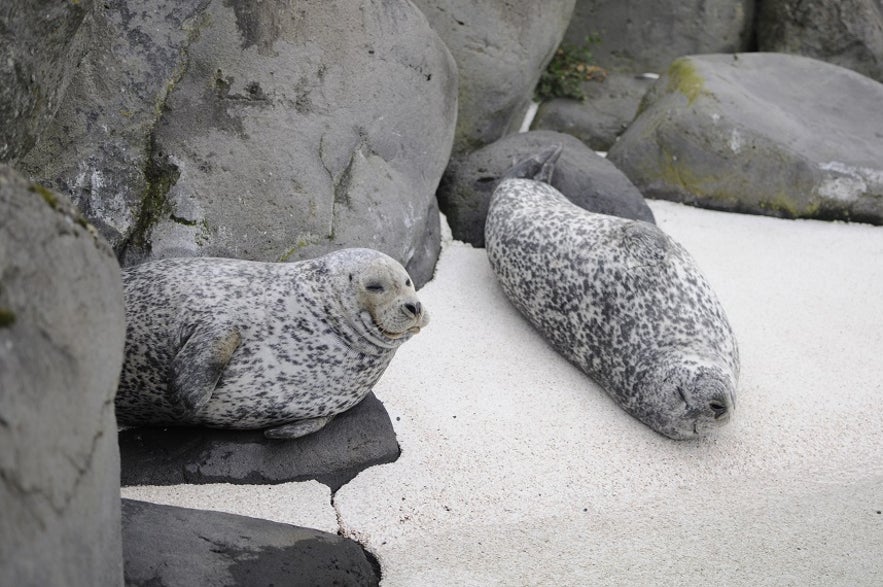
[485,146,739,439]
[115,248,428,439]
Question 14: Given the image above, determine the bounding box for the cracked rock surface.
[0,166,126,586]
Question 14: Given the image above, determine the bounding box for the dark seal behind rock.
[485,148,739,439]
[116,248,428,439]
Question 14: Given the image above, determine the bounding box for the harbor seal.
[485,146,739,439]
[115,248,429,439]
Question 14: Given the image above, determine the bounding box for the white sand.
[121,481,338,533]
[125,201,883,585]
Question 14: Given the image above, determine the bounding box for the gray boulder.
[18,0,457,287]
[0,166,126,586]
[119,392,399,492]
[437,130,655,247]
[758,0,883,83]
[563,0,754,73]
[531,73,657,151]
[607,53,883,224]
[0,0,94,162]
[412,0,576,155]
[122,500,379,586]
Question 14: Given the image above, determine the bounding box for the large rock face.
[412,0,576,155]
[607,53,883,224]
[563,0,754,73]
[0,0,94,162]
[18,0,457,287]
[0,166,126,586]
[758,0,883,83]
[437,130,654,247]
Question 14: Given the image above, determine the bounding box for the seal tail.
[502,144,563,184]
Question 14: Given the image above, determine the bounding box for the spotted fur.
[116,248,428,438]
[485,167,739,439]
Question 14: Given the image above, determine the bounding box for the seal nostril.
[709,400,728,419]
[404,302,420,317]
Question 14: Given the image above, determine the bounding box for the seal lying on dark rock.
[485,146,739,439]
[116,248,428,439]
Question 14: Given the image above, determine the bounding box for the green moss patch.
[535,36,606,102]
[278,236,318,262]
[29,183,60,210]
[0,308,15,328]
[666,59,708,105]
[127,136,181,254]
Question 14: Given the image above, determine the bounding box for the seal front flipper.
[167,321,242,413]
[264,416,334,439]
[620,222,671,270]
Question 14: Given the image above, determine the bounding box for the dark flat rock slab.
[122,499,379,587]
[120,393,399,492]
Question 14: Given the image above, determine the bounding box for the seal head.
[328,249,428,352]
[630,356,735,440]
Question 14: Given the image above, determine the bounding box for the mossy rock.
[608,53,883,224]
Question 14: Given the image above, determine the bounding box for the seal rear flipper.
[167,323,242,413]
[264,416,334,440]
[502,144,563,183]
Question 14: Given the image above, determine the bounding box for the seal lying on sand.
[485,146,739,439]
[116,248,428,439]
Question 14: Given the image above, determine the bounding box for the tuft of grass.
[535,35,607,102]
